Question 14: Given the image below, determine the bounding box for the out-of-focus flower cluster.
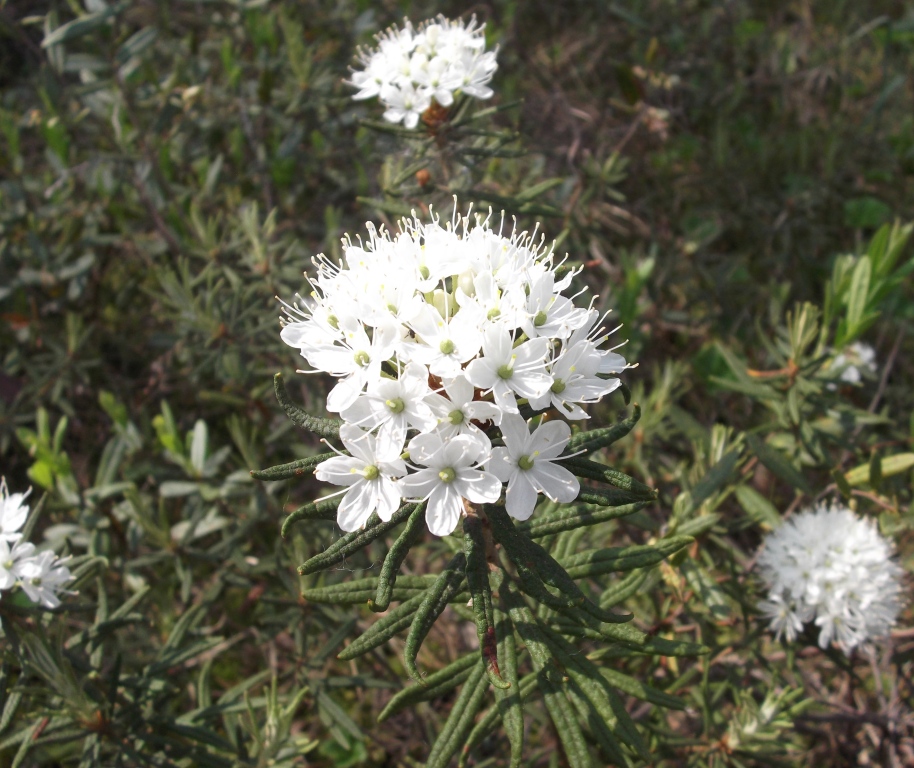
[829,341,877,386]
[280,206,628,536]
[349,16,497,128]
[0,479,72,609]
[757,502,902,654]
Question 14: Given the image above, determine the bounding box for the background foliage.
[1,0,913,765]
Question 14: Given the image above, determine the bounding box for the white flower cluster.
[757,502,903,653]
[280,207,628,536]
[349,16,498,128]
[829,341,877,386]
[0,480,72,609]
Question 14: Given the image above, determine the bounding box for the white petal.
[487,448,514,483]
[376,478,402,521]
[505,475,539,521]
[426,484,462,536]
[314,456,365,486]
[337,483,375,531]
[457,470,502,504]
[531,462,580,503]
[498,413,530,456]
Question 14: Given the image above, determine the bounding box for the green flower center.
[353,350,370,367]
[362,465,380,481]
[550,379,566,394]
[2,560,12,570]
[385,398,405,414]
[419,265,430,279]
[487,307,501,320]
[448,409,465,425]
[518,455,536,471]
[439,339,456,354]
[533,310,548,327]
[496,364,514,380]
[327,314,339,330]
[30,577,42,586]
[438,467,457,484]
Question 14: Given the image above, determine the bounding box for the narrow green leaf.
[273,373,340,438]
[251,451,335,481]
[369,503,427,612]
[404,552,467,682]
[559,457,656,499]
[425,663,490,768]
[745,434,813,496]
[845,452,914,486]
[686,449,741,513]
[672,513,721,538]
[336,593,426,661]
[567,404,641,453]
[599,568,649,609]
[488,505,631,625]
[303,575,437,605]
[296,503,416,573]
[562,536,693,579]
[520,499,653,538]
[566,681,632,767]
[281,496,342,535]
[493,601,523,767]
[539,669,594,768]
[734,486,780,530]
[845,256,872,333]
[42,2,128,47]
[378,654,479,722]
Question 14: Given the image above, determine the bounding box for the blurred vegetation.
[1,0,913,766]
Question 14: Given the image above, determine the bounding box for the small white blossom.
[398,432,501,536]
[349,15,498,127]
[756,502,903,654]
[0,539,36,590]
[828,342,877,386]
[488,414,580,520]
[17,550,72,609]
[315,424,407,531]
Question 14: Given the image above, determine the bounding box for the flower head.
[349,16,498,126]
[281,204,630,535]
[756,502,903,654]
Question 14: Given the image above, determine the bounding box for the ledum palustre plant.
[252,198,708,766]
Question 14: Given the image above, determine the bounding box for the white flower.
[488,414,580,520]
[530,340,622,420]
[398,432,501,536]
[829,342,877,386]
[427,375,502,440]
[464,324,552,414]
[0,538,36,590]
[305,316,399,413]
[756,502,903,653]
[349,15,498,127]
[315,424,406,531]
[16,550,72,609]
[279,204,631,535]
[341,362,436,455]
[0,479,29,542]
